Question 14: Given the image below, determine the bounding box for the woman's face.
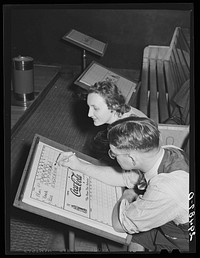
[87,93,116,126]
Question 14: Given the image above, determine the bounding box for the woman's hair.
[107,116,160,152]
[88,81,130,116]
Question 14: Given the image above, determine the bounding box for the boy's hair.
[107,117,160,152]
[88,81,130,115]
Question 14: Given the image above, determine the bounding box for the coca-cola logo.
[70,172,82,197]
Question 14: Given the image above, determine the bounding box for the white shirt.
[124,106,147,118]
[119,147,189,234]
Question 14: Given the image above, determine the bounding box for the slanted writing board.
[13,134,131,245]
[74,61,137,103]
[62,29,107,57]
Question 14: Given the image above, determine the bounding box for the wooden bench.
[138,27,190,125]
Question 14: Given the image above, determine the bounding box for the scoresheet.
[21,139,127,239]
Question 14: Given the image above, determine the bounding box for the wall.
[10,6,191,70]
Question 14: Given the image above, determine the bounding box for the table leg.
[69,230,75,252]
[82,49,87,71]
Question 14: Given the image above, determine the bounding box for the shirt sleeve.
[130,107,147,118]
[119,198,135,232]
[119,171,189,234]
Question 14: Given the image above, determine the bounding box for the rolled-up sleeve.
[118,171,189,234]
[119,199,140,233]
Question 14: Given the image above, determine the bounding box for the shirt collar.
[144,148,165,182]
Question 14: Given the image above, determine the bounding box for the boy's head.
[108,116,160,152]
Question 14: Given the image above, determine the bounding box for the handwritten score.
[78,62,136,102]
[22,141,125,235]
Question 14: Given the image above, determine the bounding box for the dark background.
[8,4,191,70]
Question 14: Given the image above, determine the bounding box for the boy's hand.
[121,188,138,203]
[58,151,80,171]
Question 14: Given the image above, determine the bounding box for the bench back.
[139,27,190,124]
[165,27,190,95]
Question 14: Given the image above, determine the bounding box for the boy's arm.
[58,152,139,187]
[112,189,138,232]
[112,200,126,233]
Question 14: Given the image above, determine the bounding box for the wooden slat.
[158,47,169,60]
[171,27,190,69]
[176,40,190,71]
[170,51,183,87]
[128,81,141,108]
[169,27,190,87]
[177,52,190,81]
[164,27,179,60]
[139,59,149,116]
[143,45,150,59]
[181,28,190,51]
[169,56,181,92]
[177,50,190,81]
[149,59,159,123]
[144,46,169,60]
[149,46,159,59]
[163,61,177,114]
[169,27,180,49]
[171,47,186,84]
[157,60,169,122]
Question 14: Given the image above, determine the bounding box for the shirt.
[120,146,189,234]
[123,106,147,119]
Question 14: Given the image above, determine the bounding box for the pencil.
[67,152,76,161]
[54,153,61,166]
[55,152,76,166]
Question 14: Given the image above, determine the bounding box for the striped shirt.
[120,146,189,234]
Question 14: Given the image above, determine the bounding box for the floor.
[10,64,140,252]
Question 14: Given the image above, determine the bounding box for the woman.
[86,80,147,162]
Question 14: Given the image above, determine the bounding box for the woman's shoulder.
[127,106,147,118]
